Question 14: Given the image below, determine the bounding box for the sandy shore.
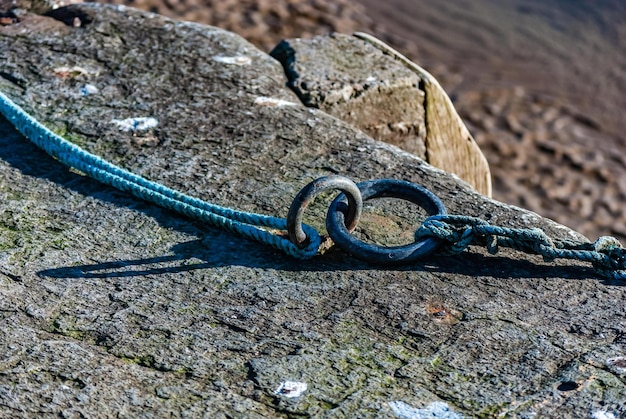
[94,0,626,242]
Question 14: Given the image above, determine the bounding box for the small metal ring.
[287,176,363,248]
[326,179,447,264]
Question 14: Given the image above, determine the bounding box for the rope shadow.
[36,237,622,285]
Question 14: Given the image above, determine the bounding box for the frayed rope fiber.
[415,215,626,280]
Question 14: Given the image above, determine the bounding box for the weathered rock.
[270,33,492,197]
[0,4,624,418]
[270,35,428,158]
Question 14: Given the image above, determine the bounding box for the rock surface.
[0,4,625,418]
[270,34,429,159]
[270,33,491,197]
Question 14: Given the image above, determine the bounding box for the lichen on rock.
[0,3,624,417]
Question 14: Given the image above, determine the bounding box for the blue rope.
[415,215,626,280]
[0,90,321,259]
[3,88,625,278]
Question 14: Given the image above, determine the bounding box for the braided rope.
[415,215,626,280]
[3,88,625,277]
[0,90,321,259]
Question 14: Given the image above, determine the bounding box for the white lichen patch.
[325,85,354,104]
[50,0,83,9]
[273,381,307,398]
[111,117,158,132]
[254,96,298,107]
[80,84,99,96]
[606,356,626,374]
[592,410,617,419]
[212,55,252,66]
[388,401,463,419]
[53,66,90,79]
[520,212,539,224]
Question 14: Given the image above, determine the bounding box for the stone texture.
[270,33,492,197]
[270,34,428,158]
[0,4,625,418]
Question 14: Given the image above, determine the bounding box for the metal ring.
[287,176,363,248]
[326,179,447,264]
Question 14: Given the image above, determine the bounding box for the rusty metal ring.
[287,176,363,248]
[326,179,447,264]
